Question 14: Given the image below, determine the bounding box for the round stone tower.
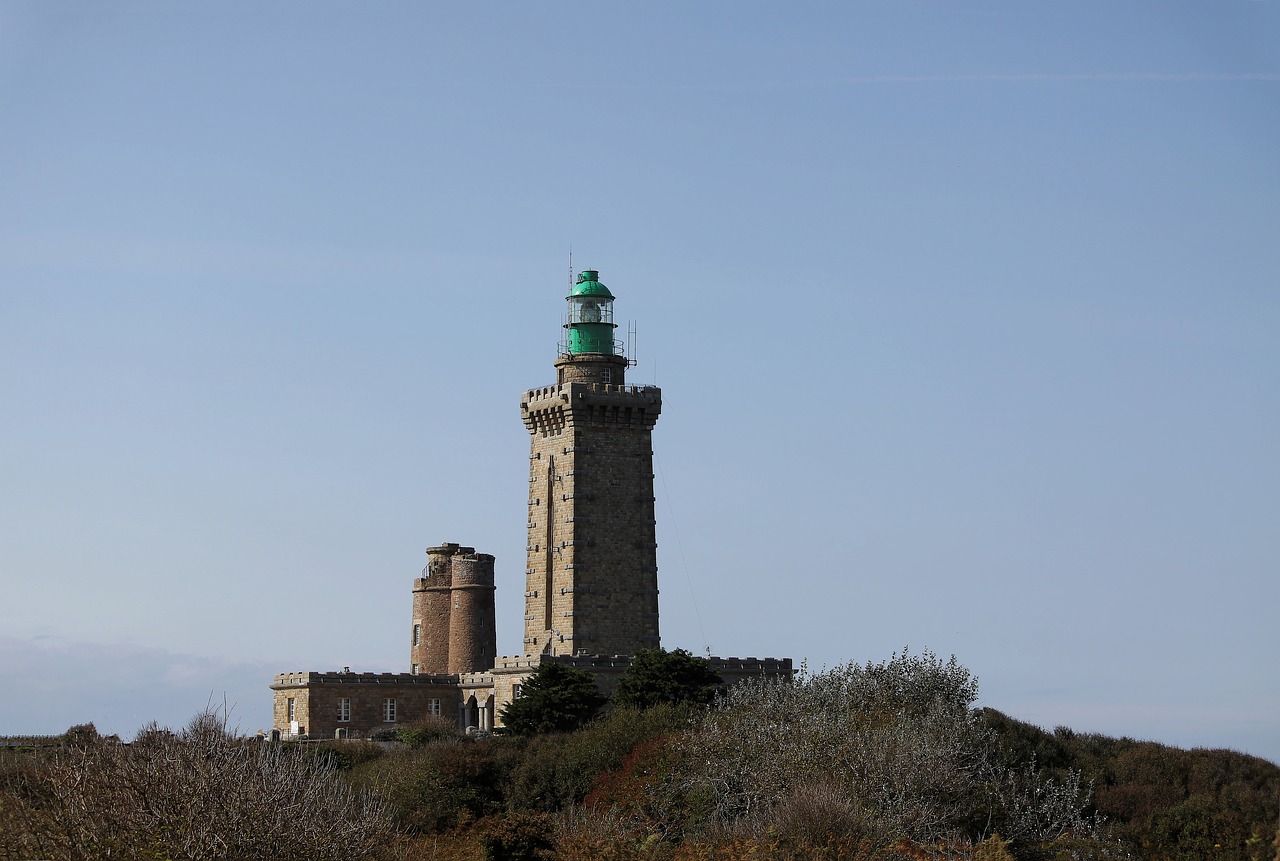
[411,543,472,674]
[447,552,497,673]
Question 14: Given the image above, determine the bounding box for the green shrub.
[351,738,506,833]
[398,715,460,748]
[478,811,557,861]
[307,739,387,771]
[500,662,607,735]
[614,649,722,710]
[505,704,691,812]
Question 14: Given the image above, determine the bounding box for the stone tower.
[411,543,496,673]
[520,270,663,657]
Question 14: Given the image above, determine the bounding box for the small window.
[601,368,612,384]
[412,623,421,646]
[337,698,351,723]
[383,698,397,723]
[286,697,296,722]
[411,663,419,675]
[428,698,442,718]
[512,684,523,700]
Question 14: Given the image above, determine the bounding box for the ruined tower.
[520,270,663,657]
[411,543,496,674]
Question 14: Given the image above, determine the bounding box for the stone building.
[271,270,790,737]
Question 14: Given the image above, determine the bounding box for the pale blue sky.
[1,2,1277,760]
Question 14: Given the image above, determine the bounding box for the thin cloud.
[0,635,281,739]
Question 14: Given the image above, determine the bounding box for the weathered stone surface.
[520,357,663,658]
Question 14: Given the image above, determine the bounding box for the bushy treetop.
[500,661,606,736]
[613,647,722,710]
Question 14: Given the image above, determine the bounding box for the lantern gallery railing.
[557,337,624,356]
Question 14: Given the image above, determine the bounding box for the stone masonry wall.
[271,672,464,738]
[521,370,662,658]
[413,544,494,675]
[448,553,496,673]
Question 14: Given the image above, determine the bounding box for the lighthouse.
[270,266,791,739]
[520,270,663,657]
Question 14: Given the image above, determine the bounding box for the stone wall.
[448,553,496,673]
[521,372,663,657]
[411,544,495,675]
[270,671,465,738]
[486,653,795,729]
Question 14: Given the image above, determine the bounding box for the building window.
[383,698,397,723]
[412,623,421,646]
[601,367,612,384]
[337,698,351,722]
[287,697,296,722]
[428,698,442,718]
[512,684,523,700]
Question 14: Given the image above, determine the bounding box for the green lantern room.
[563,269,619,356]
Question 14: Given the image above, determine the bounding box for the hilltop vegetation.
[1,651,1276,860]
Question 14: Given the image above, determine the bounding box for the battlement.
[270,670,459,689]
[522,382,661,407]
[451,553,496,587]
[487,653,793,676]
[487,653,634,672]
[708,656,795,675]
[457,671,496,687]
[521,383,662,433]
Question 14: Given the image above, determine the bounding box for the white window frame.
[428,698,442,718]
[287,697,296,722]
[412,623,421,646]
[337,698,351,723]
[383,697,397,723]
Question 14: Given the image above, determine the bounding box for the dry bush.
[555,804,674,861]
[679,651,1000,841]
[752,782,887,854]
[0,709,393,861]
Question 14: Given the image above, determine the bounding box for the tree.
[500,662,606,735]
[613,648,722,710]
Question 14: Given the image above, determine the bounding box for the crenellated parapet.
[521,382,662,434]
[271,670,460,689]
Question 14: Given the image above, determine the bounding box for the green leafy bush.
[505,704,690,812]
[478,811,557,861]
[398,715,460,748]
[306,738,387,771]
[614,648,722,710]
[500,662,606,735]
[351,738,507,833]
